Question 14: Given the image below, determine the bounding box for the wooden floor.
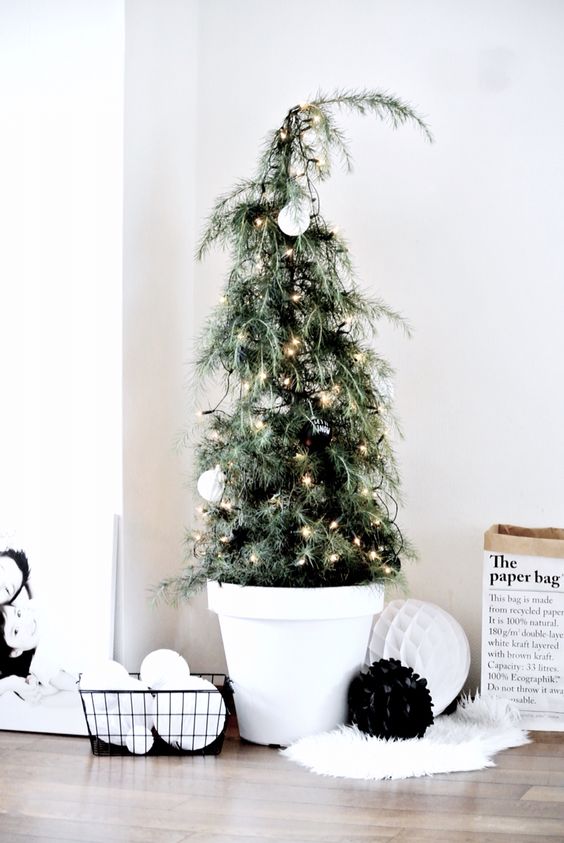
[1,728,564,842]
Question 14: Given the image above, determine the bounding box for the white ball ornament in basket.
[153,676,227,751]
[277,199,311,237]
[367,599,471,715]
[140,648,191,690]
[197,465,226,504]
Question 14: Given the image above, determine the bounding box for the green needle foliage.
[160,88,431,601]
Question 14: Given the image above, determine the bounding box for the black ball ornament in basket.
[348,657,434,740]
[300,417,332,451]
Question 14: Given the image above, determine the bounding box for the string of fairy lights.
[191,101,404,578]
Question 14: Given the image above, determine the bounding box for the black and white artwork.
[0,531,117,735]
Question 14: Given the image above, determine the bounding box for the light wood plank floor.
[1,729,563,842]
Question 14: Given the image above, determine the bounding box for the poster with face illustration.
[0,4,122,734]
[0,531,118,735]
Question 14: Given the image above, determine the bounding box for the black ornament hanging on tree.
[348,657,434,740]
[300,417,332,451]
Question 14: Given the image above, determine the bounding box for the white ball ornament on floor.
[277,200,311,236]
[153,676,227,751]
[140,649,190,690]
[197,465,226,504]
[367,599,471,716]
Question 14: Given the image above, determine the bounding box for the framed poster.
[481,524,564,731]
[0,3,123,735]
[0,532,118,736]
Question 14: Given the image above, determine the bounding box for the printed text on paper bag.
[490,554,562,588]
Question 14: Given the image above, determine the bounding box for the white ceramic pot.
[207,581,383,746]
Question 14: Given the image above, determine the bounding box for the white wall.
[120,1,564,688]
[0,0,123,667]
[191,0,564,687]
[122,0,226,670]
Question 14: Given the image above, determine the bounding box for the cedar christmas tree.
[162,90,431,600]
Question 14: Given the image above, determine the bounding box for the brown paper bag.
[482,524,564,730]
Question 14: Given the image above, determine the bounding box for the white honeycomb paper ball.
[140,649,190,690]
[367,599,471,716]
[153,676,226,751]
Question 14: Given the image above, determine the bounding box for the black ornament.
[347,658,434,740]
[300,417,332,451]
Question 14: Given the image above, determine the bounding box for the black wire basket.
[79,672,232,757]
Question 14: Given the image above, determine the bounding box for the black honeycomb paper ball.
[348,657,434,740]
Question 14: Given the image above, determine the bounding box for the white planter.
[207,581,383,746]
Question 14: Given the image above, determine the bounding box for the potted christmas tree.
[161,90,431,746]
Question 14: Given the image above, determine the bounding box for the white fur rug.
[281,694,530,780]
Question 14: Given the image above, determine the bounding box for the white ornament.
[116,677,155,729]
[86,711,130,746]
[125,726,154,755]
[79,661,130,713]
[79,660,129,689]
[153,676,226,751]
[277,200,311,236]
[197,465,225,504]
[140,649,191,690]
[367,599,471,716]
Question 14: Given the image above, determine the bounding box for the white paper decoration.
[277,200,311,236]
[367,599,471,716]
[197,465,225,504]
[153,676,227,751]
[140,649,190,689]
[125,726,154,755]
